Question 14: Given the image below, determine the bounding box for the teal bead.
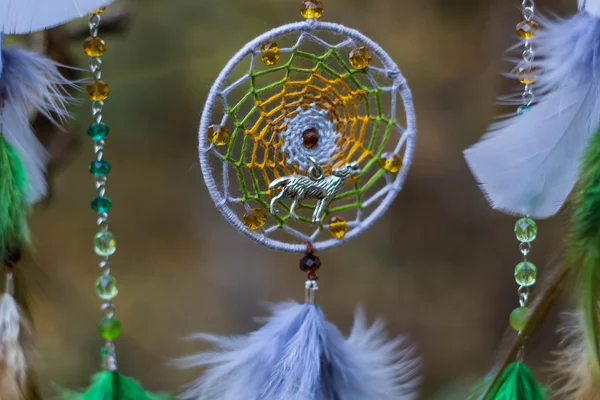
[91,196,112,213]
[515,217,537,243]
[89,160,111,177]
[514,261,537,286]
[87,123,109,140]
[517,105,531,116]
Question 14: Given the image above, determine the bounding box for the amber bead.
[261,41,281,66]
[329,217,348,239]
[86,80,110,101]
[302,128,319,149]
[349,47,371,70]
[84,37,107,57]
[300,0,324,19]
[207,125,230,146]
[379,152,402,173]
[300,254,321,272]
[516,66,539,85]
[91,7,106,14]
[516,20,540,40]
[243,208,267,230]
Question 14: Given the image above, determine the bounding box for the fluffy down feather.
[0,0,115,34]
[177,302,420,400]
[0,38,74,204]
[464,13,600,218]
[581,0,600,17]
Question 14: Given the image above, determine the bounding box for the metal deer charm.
[269,158,361,223]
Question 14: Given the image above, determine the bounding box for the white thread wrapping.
[198,20,417,253]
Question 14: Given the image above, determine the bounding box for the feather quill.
[464,12,600,219]
[0,0,115,34]
[178,302,420,400]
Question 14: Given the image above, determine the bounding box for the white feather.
[581,0,600,17]
[464,13,600,218]
[0,0,115,34]
[0,294,25,373]
[177,302,420,400]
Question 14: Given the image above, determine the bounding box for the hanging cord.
[85,7,119,373]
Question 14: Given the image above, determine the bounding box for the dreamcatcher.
[179,1,420,399]
[465,0,600,398]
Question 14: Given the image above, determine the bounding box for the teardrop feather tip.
[177,302,420,400]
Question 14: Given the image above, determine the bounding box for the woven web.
[200,22,415,252]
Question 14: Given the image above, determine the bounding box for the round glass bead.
[207,125,230,146]
[302,128,319,149]
[243,208,267,230]
[261,41,281,66]
[300,254,321,272]
[517,105,531,116]
[349,47,372,70]
[94,231,117,256]
[509,307,532,332]
[516,65,539,85]
[379,152,403,173]
[514,261,537,287]
[516,20,540,40]
[86,80,110,101]
[329,217,348,239]
[90,160,111,177]
[515,217,537,242]
[87,123,109,140]
[95,275,118,300]
[300,0,324,19]
[83,37,107,57]
[91,196,112,213]
[98,317,121,340]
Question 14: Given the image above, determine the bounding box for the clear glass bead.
[96,275,118,300]
[514,261,537,286]
[515,217,537,242]
[94,231,116,256]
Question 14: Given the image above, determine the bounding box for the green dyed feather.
[568,128,600,382]
[59,371,169,400]
[484,362,546,400]
[0,136,29,262]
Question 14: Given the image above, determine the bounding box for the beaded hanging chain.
[84,7,120,371]
[510,0,540,336]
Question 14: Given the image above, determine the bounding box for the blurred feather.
[178,302,420,400]
[566,128,600,381]
[58,371,169,400]
[581,0,600,17]
[0,0,115,34]
[485,362,546,400]
[552,312,600,400]
[464,13,600,218]
[1,36,74,205]
[0,292,35,400]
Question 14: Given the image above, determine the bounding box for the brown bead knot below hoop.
[299,242,321,280]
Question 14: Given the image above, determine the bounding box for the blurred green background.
[17,0,581,398]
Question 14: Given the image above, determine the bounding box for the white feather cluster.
[465,13,600,218]
[177,302,420,400]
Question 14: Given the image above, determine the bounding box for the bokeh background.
[12,0,582,398]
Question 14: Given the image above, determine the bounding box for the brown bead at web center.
[302,128,319,149]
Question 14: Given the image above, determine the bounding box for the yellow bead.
[86,80,110,101]
[84,37,107,57]
[207,125,230,146]
[261,41,281,66]
[516,65,539,85]
[91,7,106,14]
[379,152,402,173]
[329,217,348,239]
[300,0,324,19]
[349,47,371,70]
[516,20,540,40]
[243,208,268,230]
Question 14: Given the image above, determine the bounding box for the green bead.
[509,307,532,332]
[90,160,111,177]
[98,317,121,340]
[94,231,116,256]
[87,123,109,140]
[91,196,112,213]
[96,275,118,300]
[515,217,537,242]
[515,261,537,286]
